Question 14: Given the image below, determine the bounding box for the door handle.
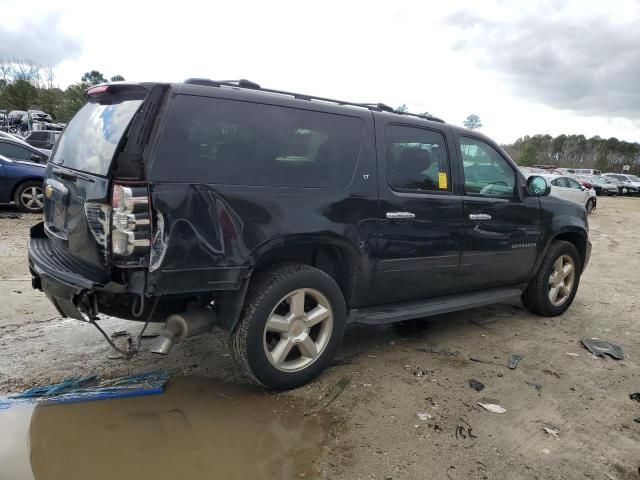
[386,211,416,219]
[469,213,492,221]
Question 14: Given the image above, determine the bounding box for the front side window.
[384,125,451,192]
[0,142,33,161]
[152,95,364,188]
[459,137,516,197]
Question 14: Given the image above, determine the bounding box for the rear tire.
[586,198,595,214]
[523,240,582,316]
[14,181,44,213]
[230,264,346,390]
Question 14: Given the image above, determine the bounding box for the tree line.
[502,134,640,174]
[0,58,124,123]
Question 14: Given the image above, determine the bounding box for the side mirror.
[526,175,551,197]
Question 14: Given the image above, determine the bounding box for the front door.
[453,135,541,292]
[370,122,464,304]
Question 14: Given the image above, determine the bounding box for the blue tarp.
[0,371,171,409]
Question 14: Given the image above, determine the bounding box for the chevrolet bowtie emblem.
[45,184,54,199]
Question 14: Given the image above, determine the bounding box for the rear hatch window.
[51,97,143,176]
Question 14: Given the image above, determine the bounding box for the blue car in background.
[0,153,46,213]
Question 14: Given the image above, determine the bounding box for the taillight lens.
[111,183,151,264]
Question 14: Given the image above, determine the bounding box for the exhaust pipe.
[150,308,217,355]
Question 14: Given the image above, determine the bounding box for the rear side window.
[52,98,143,175]
[152,95,364,188]
[28,132,47,140]
[384,125,451,192]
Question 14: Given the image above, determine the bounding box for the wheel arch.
[216,234,368,332]
[541,228,588,273]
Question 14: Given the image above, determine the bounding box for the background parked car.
[0,137,49,164]
[537,173,597,212]
[25,130,61,151]
[575,174,618,196]
[603,173,640,194]
[27,110,53,123]
[0,153,46,212]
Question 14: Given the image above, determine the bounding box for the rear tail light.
[111,183,151,265]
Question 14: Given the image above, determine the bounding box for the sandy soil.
[0,197,639,480]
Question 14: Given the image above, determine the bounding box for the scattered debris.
[468,379,485,391]
[470,316,499,327]
[497,372,504,378]
[581,337,624,360]
[416,346,459,356]
[526,382,543,395]
[541,448,551,455]
[362,383,373,387]
[634,417,640,424]
[508,354,523,369]
[0,371,171,409]
[218,392,233,401]
[543,427,559,437]
[303,377,350,416]
[477,402,506,414]
[470,356,492,364]
[542,369,561,378]
[456,418,477,439]
[0,213,22,219]
[565,352,580,357]
[417,412,432,421]
[630,392,640,403]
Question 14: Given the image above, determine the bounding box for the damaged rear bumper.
[28,222,124,320]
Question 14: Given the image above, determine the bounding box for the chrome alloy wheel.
[548,254,576,306]
[263,288,333,372]
[20,186,43,211]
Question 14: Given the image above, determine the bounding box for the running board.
[348,286,526,325]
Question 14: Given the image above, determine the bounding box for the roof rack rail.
[182,78,445,123]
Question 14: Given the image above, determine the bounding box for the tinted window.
[552,178,569,187]
[52,98,143,175]
[384,125,450,192]
[567,178,582,189]
[152,96,364,188]
[610,174,628,182]
[28,132,47,141]
[0,142,34,161]
[459,137,515,197]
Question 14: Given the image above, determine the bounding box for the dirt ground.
[1,197,639,480]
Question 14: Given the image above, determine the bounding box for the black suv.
[28,80,591,389]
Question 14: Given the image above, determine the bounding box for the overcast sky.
[2,0,639,144]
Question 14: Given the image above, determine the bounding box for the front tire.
[230,264,346,390]
[523,240,582,316]
[586,198,596,214]
[14,181,44,213]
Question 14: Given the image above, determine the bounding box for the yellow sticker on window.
[438,172,448,190]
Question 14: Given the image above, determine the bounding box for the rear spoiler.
[85,83,151,100]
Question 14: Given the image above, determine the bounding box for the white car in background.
[603,173,640,190]
[543,174,597,213]
[519,170,597,213]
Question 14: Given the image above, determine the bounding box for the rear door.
[42,85,152,272]
[370,120,463,304]
[453,135,541,292]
